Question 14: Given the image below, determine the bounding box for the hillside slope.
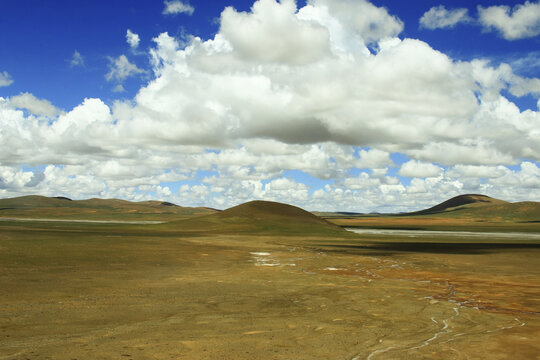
[405,194,508,216]
[166,200,348,236]
[325,194,540,232]
[0,195,215,221]
[218,200,328,223]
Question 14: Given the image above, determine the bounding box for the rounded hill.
[218,200,330,224]
[170,200,347,236]
[408,194,508,215]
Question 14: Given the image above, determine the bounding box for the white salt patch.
[250,251,282,267]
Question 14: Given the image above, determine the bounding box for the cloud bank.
[0,0,539,211]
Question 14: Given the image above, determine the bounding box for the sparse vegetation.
[321,194,540,232]
[160,200,352,236]
[0,194,539,359]
[0,195,216,221]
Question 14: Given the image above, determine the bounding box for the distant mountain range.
[318,194,540,232]
[1,194,538,233]
[317,194,538,217]
[0,195,215,221]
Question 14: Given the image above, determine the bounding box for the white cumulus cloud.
[9,93,62,116]
[105,55,145,82]
[0,166,35,190]
[0,71,13,87]
[420,5,470,29]
[126,29,140,50]
[399,160,443,178]
[163,0,194,15]
[310,0,403,44]
[478,1,540,40]
[220,0,331,64]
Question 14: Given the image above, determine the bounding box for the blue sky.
[2,0,537,110]
[0,0,539,211]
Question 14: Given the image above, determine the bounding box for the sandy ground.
[1,224,539,359]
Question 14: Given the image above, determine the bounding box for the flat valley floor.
[1,221,539,359]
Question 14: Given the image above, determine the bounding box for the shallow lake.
[345,227,540,240]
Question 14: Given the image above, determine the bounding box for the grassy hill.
[404,194,508,215]
[402,194,539,223]
[162,200,350,236]
[325,194,540,232]
[0,195,215,221]
[0,196,350,236]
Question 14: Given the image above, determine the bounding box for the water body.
[345,227,540,240]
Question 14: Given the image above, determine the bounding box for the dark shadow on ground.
[312,242,540,256]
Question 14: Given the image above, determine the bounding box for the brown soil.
[1,222,539,359]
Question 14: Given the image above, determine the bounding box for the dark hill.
[405,194,507,216]
[53,196,72,201]
[160,201,178,207]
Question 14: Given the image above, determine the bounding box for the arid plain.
[1,195,539,359]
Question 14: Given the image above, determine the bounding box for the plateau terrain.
[0,195,539,359]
